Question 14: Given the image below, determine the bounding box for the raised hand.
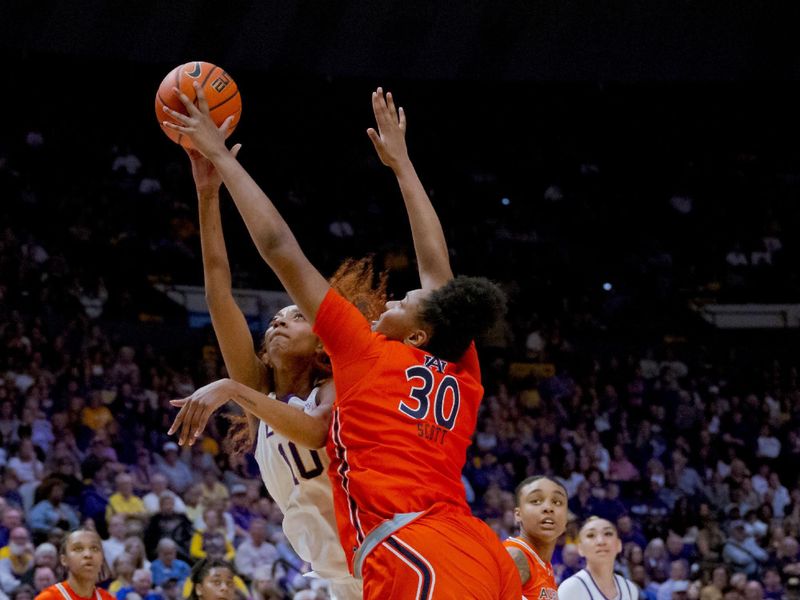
[367,87,409,171]
[162,82,233,161]
[186,144,241,196]
[167,378,237,446]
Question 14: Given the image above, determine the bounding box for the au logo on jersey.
[423,355,447,373]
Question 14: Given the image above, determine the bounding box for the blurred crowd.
[3,77,800,600]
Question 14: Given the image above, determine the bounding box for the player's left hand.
[168,378,236,446]
[186,144,241,196]
[162,82,233,161]
[367,87,409,171]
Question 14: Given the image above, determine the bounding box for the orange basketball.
[155,61,242,149]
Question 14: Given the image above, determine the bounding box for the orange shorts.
[361,510,522,600]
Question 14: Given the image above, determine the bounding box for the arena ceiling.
[1,0,798,81]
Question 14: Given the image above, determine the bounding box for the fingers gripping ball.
[155,61,242,148]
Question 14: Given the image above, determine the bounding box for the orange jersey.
[503,537,558,600]
[314,289,482,569]
[37,582,116,600]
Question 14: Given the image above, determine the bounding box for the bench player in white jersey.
[558,517,640,600]
[168,146,383,599]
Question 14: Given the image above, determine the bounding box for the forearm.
[197,190,235,295]
[392,158,453,289]
[227,380,328,449]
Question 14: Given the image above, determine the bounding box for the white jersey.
[253,388,356,593]
[558,569,640,600]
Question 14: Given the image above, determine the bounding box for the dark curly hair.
[418,276,507,363]
[225,256,387,455]
[188,558,235,600]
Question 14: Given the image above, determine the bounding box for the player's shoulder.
[35,585,60,600]
[557,573,589,598]
[98,588,117,600]
[503,536,526,551]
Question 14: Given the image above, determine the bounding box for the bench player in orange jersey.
[504,477,569,600]
[162,85,522,599]
[36,529,114,600]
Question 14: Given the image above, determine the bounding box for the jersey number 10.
[400,365,461,430]
[277,442,324,485]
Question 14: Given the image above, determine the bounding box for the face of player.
[60,531,104,583]
[578,518,623,567]
[263,305,319,363]
[515,478,569,544]
[195,567,235,600]
[372,289,431,346]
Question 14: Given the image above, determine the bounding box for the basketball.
[155,61,242,148]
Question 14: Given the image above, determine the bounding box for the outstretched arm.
[168,149,331,448]
[190,148,267,392]
[367,88,453,290]
[170,378,332,449]
[163,83,330,323]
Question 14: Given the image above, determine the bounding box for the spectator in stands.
[78,458,111,532]
[722,520,768,577]
[154,444,192,495]
[122,538,149,571]
[143,494,192,558]
[774,535,800,579]
[0,527,33,593]
[190,522,234,563]
[105,474,146,526]
[618,515,648,550]
[20,542,58,589]
[80,392,114,433]
[248,565,282,600]
[608,445,640,482]
[644,538,669,583]
[234,518,277,581]
[150,539,190,589]
[108,553,135,595]
[762,567,783,600]
[130,449,154,498]
[102,515,128,569]
[115,568,161,600]
[657,560,690,600]
[31,566,55,594]
[743,581,764,600]
[0,511,22,549]
[142,474,185,517]
[0,402,20,446]
[182,486,203,527]
[27,481,79,539]
[7,440,43,488]
[554,543,581,582]
[226,485,253,534]
[198,471,227,508]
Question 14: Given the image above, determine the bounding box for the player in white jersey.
[558,517,640,600]
[252,389,345,587]
[167,147,381,599]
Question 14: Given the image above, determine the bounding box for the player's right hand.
[162,82,233,162]
[367,87,410,171]
[168,378,236,446]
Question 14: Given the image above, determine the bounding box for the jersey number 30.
[400,365,461,430]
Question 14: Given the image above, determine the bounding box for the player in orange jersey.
[504,476,569,600]
[35,529,114,600]
[162,85,520,599]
